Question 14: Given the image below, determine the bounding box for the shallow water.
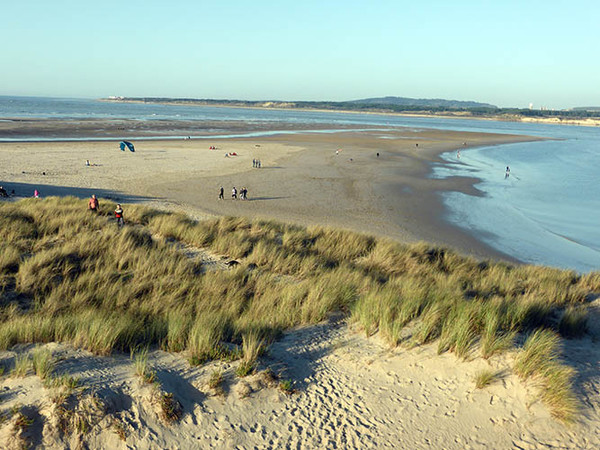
[433,131,600,273]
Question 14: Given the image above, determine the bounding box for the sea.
[1,95,599,273]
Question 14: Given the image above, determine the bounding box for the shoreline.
[0,126,545,264]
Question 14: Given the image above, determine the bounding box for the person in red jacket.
[114,204,124,227]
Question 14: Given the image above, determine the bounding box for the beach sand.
[0,128,541,261]
[1,309,598,448]
[2,127,599,448]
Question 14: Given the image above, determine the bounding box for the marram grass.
[0,197,596,422]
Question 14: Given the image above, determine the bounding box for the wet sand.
[0,126,543,262]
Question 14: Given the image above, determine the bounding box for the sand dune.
[1,313,598,449]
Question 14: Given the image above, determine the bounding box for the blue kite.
[119,141,135,152]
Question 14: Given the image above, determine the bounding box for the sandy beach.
[2,125,600,449]
[0,127,542,262]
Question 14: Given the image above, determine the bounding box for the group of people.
[88,194,124,227]
[219,186,248,200]
[252,159,262,168]
[0,186,10,198]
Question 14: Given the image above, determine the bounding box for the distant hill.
[350,96,497,109]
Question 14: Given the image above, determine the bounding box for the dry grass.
[31,347,55,380]
[208,369,225,396]
[559,305,588,338]
[514,329,578,423]
[474,369,499,389]
[132,347,156,384]
[158,392,182,424]
[11,354,31,378]
[0,197,596,421]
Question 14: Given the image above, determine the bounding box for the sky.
[1,0,599,109]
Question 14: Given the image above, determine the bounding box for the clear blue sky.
[2,0,599,109]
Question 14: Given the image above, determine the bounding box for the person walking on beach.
[505,166,510,179]
[88,194,99,212]
[219,186,224,200]
[34,189,40,198]
[232,187,237,199]
[114,204,124,227]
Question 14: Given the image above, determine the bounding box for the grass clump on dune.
[474,369,499,389]
[0,197,596,422]
[514,329,578,422]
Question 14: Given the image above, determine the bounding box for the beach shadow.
[21,405,44,448]
[265,315,346,391]
[154,367,206,419]
[247,196,290,201]
[561,303,600,421]
[0,181,158,204]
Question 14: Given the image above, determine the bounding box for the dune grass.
[208,369,224,395]
[0,197,596,421]
[474,369,498,389]
[514,329,578,422]
[31,348,55,380]
[11,353,31,378]
[132,347,156,384]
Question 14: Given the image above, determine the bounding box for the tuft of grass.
[112,416,127,441]
[13,409,34,443]
[235,360,255,378]
[31,347,55,380]
[132,347,156,384]
[474,369,498,389]
[558,306,588,338]
[278,378,295,394]
[208,369,225,396]
[514,329,560,380]
[187,313,228,364]
[242,331,265,365]
[44,373,80,392]
[514,329,578,422]
[158,392,182,424]
[11,353,31,378]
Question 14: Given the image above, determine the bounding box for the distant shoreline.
[99,98,600,128]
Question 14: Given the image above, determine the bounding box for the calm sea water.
[2,96,599,272]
